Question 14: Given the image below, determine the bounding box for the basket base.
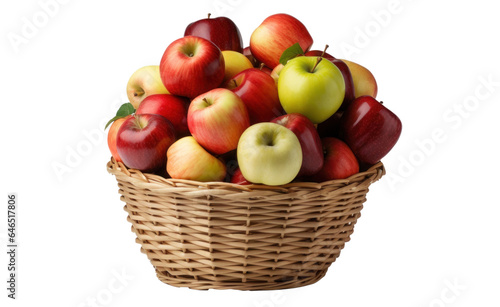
[155,268,329,291]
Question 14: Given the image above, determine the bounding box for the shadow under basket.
[106,157,385,291]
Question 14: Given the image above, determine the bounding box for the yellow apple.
[341,59,378,98]
[126,65,169,109]
[221,50,253,84]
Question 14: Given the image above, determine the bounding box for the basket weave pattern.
[107,158,385,290]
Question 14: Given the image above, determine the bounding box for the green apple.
[237,123,302,185]
[278,56,345,124]
[126,65,169,109]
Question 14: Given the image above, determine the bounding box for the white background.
[1,0,499,306]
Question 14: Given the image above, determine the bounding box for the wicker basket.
[107,157,385,290]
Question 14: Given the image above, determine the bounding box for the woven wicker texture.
[107,157,385,290]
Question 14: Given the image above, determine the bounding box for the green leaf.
[104,102,135,130]
[279,43,304,66]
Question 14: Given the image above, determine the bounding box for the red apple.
[116,114,176,172]
[340,96,402,165]
[305,49,355,111]
[107,115,132,163]
[135,94,190,137]
[184,13,243,53]
[271,113,323,177]
[188,88,250,155]
[230,167,251,185]
[167,136,226,182]
[159,36,225,99]
[224,68,284,124]
[250,13,313,69]
[312,137,359,182]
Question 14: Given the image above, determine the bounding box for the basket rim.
[107,157,385,192]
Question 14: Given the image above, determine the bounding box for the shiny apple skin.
[184,16,243,52]
[116,114,176,172]
[340,96,402,165]
[226,68,284,124]
[135,94,190,137]
[159,36,225,99]
[311,137,359,182]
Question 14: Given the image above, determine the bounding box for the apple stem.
[207,13,211,19]
[311,57,323,73]
[203,97,212,106]
[232,79,238,88]
[259,62,265,70]
[322,44,329,58]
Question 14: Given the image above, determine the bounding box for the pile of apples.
[107,13,402,186]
